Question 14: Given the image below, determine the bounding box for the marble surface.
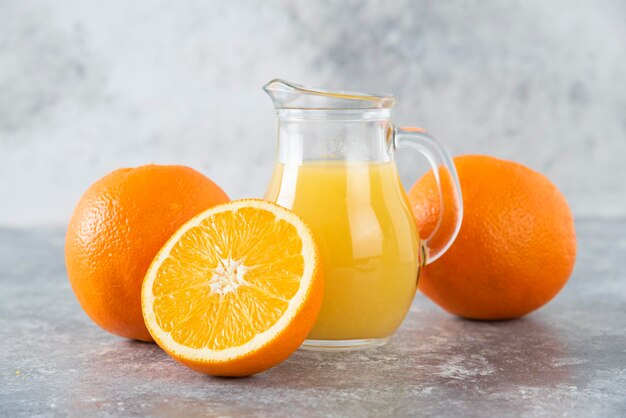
[1,220,625,417]
[1,0,626,226]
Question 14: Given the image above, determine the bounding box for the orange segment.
[141,199,323,376]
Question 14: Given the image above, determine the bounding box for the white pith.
[209,258,249,296]
[142,199,317,362]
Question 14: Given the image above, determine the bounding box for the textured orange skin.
[142,199,324,377]
[408,155,577,320]
[65,165,229,341]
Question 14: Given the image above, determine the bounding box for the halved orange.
[141,199,323,376]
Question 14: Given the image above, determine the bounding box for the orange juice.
[266,160,421,340]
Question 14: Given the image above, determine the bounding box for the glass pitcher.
[263,80,463,351]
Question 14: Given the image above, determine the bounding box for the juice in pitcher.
[266,160,421,342]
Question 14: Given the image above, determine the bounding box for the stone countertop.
[1,220,625,417]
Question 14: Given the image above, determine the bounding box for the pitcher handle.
[393,127,463,264]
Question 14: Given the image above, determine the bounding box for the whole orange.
[408,155,576,320]
[65,164,229,341]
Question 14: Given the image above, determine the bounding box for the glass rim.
[265,79,396,111]
[276,108,392,121]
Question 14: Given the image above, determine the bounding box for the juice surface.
[265,160,421,340]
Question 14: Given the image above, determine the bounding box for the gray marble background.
[1,0,624,226]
